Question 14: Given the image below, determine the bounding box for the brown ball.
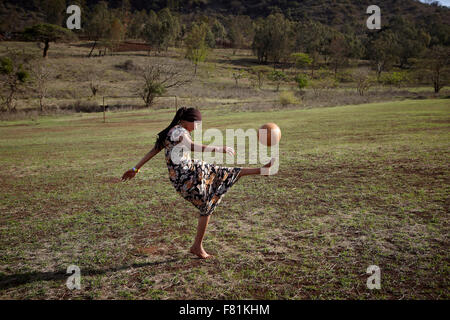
[257,123,281,146]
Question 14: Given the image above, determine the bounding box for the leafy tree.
[309,78,337,97]
[252,13,294,65]
[205,25,216,48]
[379,71,409,89]
[413,45,450,93]
[143,10,160,53]
[143,8,179,53]
[185,22,210,75]
[119,0,132,24]
[22,23,76,58]
[268,13,294,65]
[294,74,308,92]
[228,23,244,55]
[127,9,148,40]
[294,21,333,77]
[212,19,227,45]
[340,24,365,59]
[291,52,312,70]
[268,70,287,91]
[85,1,111,57]
[176,23,187,47]
[35,0,66,26]
[249,65,271,89]
[422,20,450,47]
[367,29,398,80]
[252,17,270,64]
[158,8,180,51]
[0,51,32,112]
[109,18,126,53]
[388,16,431,68]
[328,35,350,78]
[295,20,333,57]
[227,15,253,55]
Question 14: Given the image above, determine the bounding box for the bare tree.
[136,63,192,107]
[32,62,52,112]
[232,69,244,88]
[88,75,101,97]
[353,68,373,96]
[329,36,349,78]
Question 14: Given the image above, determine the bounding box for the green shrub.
[316,68,333,80]
[336,70,353,83]
[294,74,308,90]
[291,52,312,69]
[380,71,410,88]
[279,91,300,106]
[309,78,338,96]
[115,59,138,72]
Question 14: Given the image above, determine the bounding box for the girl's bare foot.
[190,245,213,259]
[261,157,276,175]
[263,157,275,168]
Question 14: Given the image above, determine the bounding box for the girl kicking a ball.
[121,107,275,259]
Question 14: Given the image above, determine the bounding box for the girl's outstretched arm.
[121,145,162,181]
[179,133,235,156]
[133,145,163,170]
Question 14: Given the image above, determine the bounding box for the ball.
[257,123,281,146]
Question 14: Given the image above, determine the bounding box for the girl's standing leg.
[189,158,275,259]
[190,215,212,259]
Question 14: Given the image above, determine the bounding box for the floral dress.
[164,124,243,217]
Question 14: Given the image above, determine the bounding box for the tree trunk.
[434,69,440,93]
[6,89,14,111]
[43,40,49,58]
[376,61,383,81]
[88,40,97,58]
[145,92,155,108]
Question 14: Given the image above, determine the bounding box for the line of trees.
[1,1,449,112]
[8,1,449,67]
[71,3,448,90]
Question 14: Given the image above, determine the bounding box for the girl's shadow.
[0,258,180,291]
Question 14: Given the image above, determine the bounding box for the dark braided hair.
[153,107,187,151]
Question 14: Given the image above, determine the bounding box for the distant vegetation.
[0,0,449,115]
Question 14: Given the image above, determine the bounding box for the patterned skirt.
[167,158,242,217]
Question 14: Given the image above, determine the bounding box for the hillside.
[1,0,449,34]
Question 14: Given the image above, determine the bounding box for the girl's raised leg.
[237,157,275,178]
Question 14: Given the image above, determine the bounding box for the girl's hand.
[222,146,236,156]
[121,169,137,181]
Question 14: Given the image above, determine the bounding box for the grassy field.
[0,98,448,299]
